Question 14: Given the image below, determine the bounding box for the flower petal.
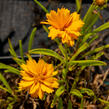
[30,82,40,94]
[19,80,34,89]
[38,88,43,99]
[41,84,54,93]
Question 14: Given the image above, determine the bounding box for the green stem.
[71,66,85,89]
[80,97,84,109]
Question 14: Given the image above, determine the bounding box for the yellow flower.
[41,8,84,46]
[19,58,59,99]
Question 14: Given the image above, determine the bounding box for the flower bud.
[95,0,106,6]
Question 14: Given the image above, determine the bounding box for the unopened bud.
[95,0,106,6]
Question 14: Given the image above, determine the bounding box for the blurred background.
[0,0,109,57]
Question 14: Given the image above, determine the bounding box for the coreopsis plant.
[0,0,109,108]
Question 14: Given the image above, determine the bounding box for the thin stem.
[71,66,85,89]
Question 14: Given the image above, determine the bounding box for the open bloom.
[19,58,59,99]
[41,8,84,46]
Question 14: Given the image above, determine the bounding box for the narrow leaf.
[34,0,49,13]
[57,98,63,109]
[0,63,20,75]
[8,39,17,57]
[83,44,109,57]
[29,48,64,62]
[19,40,24,61]
[76,0,81,12]
[0,85,11,93]
[84,14,99,33]
[104,105,109,109]
[70,89,83,98]
[51,95,58,108]
[70,43,89,61]
[80,98,84,109]
[68,60,106,66]
[88,35,99,45]
[93,22,109,33]
[68,100,72,109]
[80,88,95,97]
[28,27,37,50]
[98,98,109,104]
[56,86,65,97]
[91,52,104,60]
[80,33,93,46]
[42,25,49,33]
[0,73,13,95]
[82,4,98,33]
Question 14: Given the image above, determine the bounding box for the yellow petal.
[30,82,40,94]
[19,80,34,89]
[21,64,29,72]
[48,27,60,39]
[38,88,43,99]
[51,81,59,88]
[41,84,54,93]
[26,59,38,75]
[52,71,58,76]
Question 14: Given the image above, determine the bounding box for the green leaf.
[0,63,20,75]
[68,60,106,66]
[19,40,24,61]
[79,33,93,46]
[55,38,68,60]
[42,25,49,33]
[104,105,109,109]
[88,35,99,45]
[82,4,99,33]
[80,88,95,97]
[62,69,67,80]
[70,43,89,61]
[0,73,13,95]
[8,39,17,57]
[8,39,24,65]
[57,98,63,109]
[76,0,81,13]
[0,85,11,93]
[50,95,58,108]
[59,44,67,58]
[67,100,72,109]
[93,22,109,33]
[84,14,99,33]
[34,0,49,13]
[83,4,96,22]
[83,44,109,58]
[7,103,13,109]
[91,52,104,60]
[28,27,37,50]
[80,98,84,109]
[13,57,25,65]
[56,86,65,97]
[29,48,64,62]
[98,98,109,104]
[70,89,83,98]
